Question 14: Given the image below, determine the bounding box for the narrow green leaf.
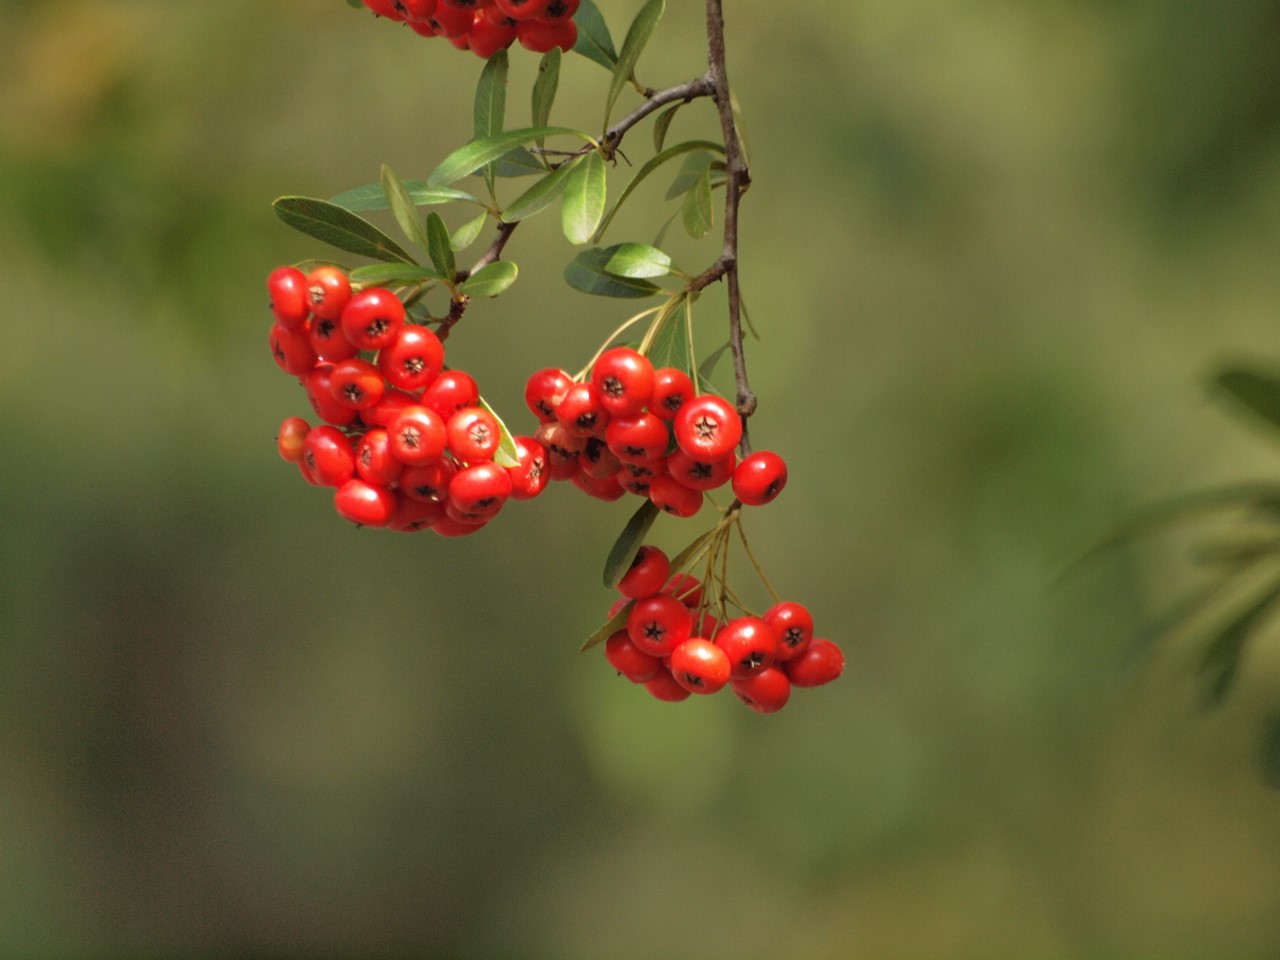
[428,127,588,186]
[605,243,672,279]
[381,164,432,252]
[667,526,719,574]
[697,340,731,386]
[1215,367,1280,435]
[478,397,520,468]
[681,166,713,239]
[531,48,561,131]
[493,147,547,179]
[646,301,692,375]
[605,0,665,125]
[652,102,682,152]
[474,48,508,139]
[564,247,661,299]
[451,211,488,251]
[347,262,443,285]
[582,601,632,652]
[592,139,724,242]
[603,500,661,588]
[572,0,618,71]
[458,260,518,298]
[330,181,480,213]
[1196,578,1280,709]
[664,151,715,200]
[503,158,580,222]
[425,212,456,279]
[345,0,362,8]
[273,196,417,264]
[562,151,607,245]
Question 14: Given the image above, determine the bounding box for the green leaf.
[591,139,724,242]
[330,181,479,212]
[681,166,713,239]
[347,262,443,285]
[474,48,508,140]
[581,601,632,653]
[531,48,561,131]
[605,242,673,279]
[381,164,432,251]
[478,396,520,469]
[425,212,456,279]
[502,158,580,222]
[451,211,488,251]
[345,0,362,8]
[667,526,719,574]
[562,151,607,245]
[646,300,692,374]
[273,196,417,264]
[458,260,518,298]
[652,102,682,152]
[697,340,731,386]
[603,500,661,588]
[1196,578,1280,710]
[564,247,661,299]
[1214,367,1280,435]
[572,0,617,71]
[493,147,548,179]
[605,0,665,124]
[664,151,715,200]
[428,127,588,186]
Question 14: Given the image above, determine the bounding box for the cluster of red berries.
[523,352,788,516]
[602,545,844,712]
[268,264,551,536]
[360,0,580,57]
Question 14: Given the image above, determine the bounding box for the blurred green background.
[5,0,1280,956]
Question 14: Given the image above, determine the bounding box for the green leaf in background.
[564,246,661,299]
[329,181,480,213]
[425,212,456,279]
[581,601,632,652]
[681,166,713,239]
[592,139,724,242]
[474,48,508,195]
[646,297,692,375]
[1214,367,1280,435]
[697,340,731,388]
[381,164,432,251]
[428,127,588,186]
[458,260,518,298]
[562,151,607,244]
[605,242,673,279]
[1260,712,1280,790]
[1196,577,1280,710]
[478,396,520,468]
[273,196,418,264]
[572,0,617,71]
[344,0,362,8]
[347,262,443,285]
[664,151,715,200]
[531,48,561,133]
[603,500,661,588]
[493,147,548,179]
[451,211,488,251]
[502,158,581,222]
[605,0,665,124]
[652,102,683,152]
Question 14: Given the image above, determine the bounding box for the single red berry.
[329,357,386,411]
[267,266,310,330]
[604,630,662,683]
[360,387,419,429]
[516,15,575,51]
[446,405,501,463]
[340,287,405,351]
[378,325,443,392]
[356,428,404,487]
[731,667,791,714]
[507,435,548,500]
[334,478,397,527]
[591,347,655,418]
[388,405,448,465]
[422,369,480,420]
[433,513,489,537]
[662,573,703,608]
[732,450,788,506]
[556,382,609,437]
[466,11,517,56]
[269,320,317,377]
[619,457,666,480]
[670,638,731,695]
[764,601,814,662]
[399,456,456,501]
[297,456,320,486]
[674,394,742,460]
[580,435,623,479]
[276,416,310,463]
[363,0,406,18]
[666,449,735,491]
[428,1,474,35]
[407,17,440,35]
[784,638,844,687]
[399,0,439,20]
[616,471,654,498]
[494,0,551,19]
[604,412,669,464]
[650,367,694,421]
[648,473,703,518]
[535,421,584,478]
[449,461,513,516]
[617,545,670,600]
[305,265,352,321]
[304,364,358,426]
[714,617,778,680]
[626,594,692,658]
[537,0,579,22]
[389,495,445,532]
[524,367,572,422]
[643,669,692,703]
[304,425,357,487]
[308,315,358,363]
[571,471,627,501]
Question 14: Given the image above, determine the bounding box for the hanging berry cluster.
[264,0,845,710]
[359,0,581,57]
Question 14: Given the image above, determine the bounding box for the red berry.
[537,0,579,22]
[334,478,397,527]
[732,450,788,506]
[731,667,791,713]
[669,638,731,695]
[507,435,548,500]
[494,0,551,18]
[276,416,310,463]
[591,347,655,418]
[267,266,309,329]
[446,405,501,463]
[329,357,386,411]
[604,412,668,464]
[764,601,814,662]
[428,1,474,35]
[524,367,572,422]
[714,617,778,680]
[784,638,844,687]
[340,287,405,351]
[650,367,694,421]
[356,428,404,487]
[648,473,703,518]
[674,394,742,460]
[643,669,692,703]
[389,495,445,532]
[308,315,358,363]
[433,513,489,537]
[662,573,703,608]
[399,456,456,501]
[604,630,661,683]
[467,11,516,56]
[666,449,735,491]
[449,461,512,516]
[388,405,447,465]
[556,382,609,437]
[269,320,317,377]
[580,436,623,479]
[570,471,626,501]
[305,265,352,321]
[516,15,576,51]
[626,594,693,658]
[360,387,419,429]
[304,425,357,487]
[399,0,439,20]
[304,364,358,426]
[617,545,670,600]
[421,369,480,420]
[378,325,443,392]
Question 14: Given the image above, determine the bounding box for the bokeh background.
[5,0,1280,956]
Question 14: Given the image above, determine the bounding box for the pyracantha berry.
[732,450,788,506]
[334,478,398,527]
[591,346,655,418]
[784,638,844,687]
[731,667,791,714]
[674,394,742,461]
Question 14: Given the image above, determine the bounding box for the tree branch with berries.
[265,0,843,713]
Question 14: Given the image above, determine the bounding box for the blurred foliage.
[4,0,1280,957]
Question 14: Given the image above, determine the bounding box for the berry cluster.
[268,265,549,536]
[523,349,788,516]
[360,0,580,57]
[602,545,844,712]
